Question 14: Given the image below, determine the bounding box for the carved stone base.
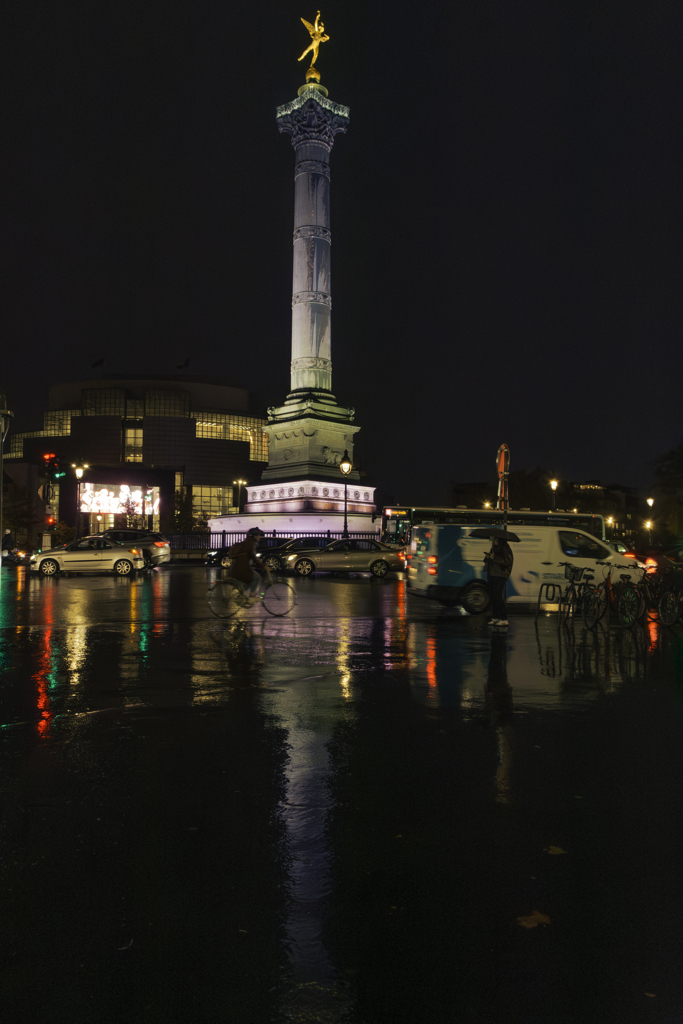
[262,390,361,482]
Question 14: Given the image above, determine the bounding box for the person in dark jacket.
[484,536,513,627]
[1,529,14,553]
[228,527,265,601]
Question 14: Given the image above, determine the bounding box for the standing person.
[484,535,513,627]
[228,527,266,603]
[1,529,13,554]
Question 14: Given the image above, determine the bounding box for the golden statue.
[298,11,329,68]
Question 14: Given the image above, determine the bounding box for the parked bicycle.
[582,561,637,629]
[657,568,683,627]
[208,570,297,619]
[615,561,670,627]
[558,562,595,623]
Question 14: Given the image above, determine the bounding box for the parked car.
[260,536,333,571]
[205,536,282,569]
[31,536,145,577]
[1,548,32,568]
[101,529,170,566]
[286,539,407,577]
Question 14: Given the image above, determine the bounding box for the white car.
[31,536,145,577]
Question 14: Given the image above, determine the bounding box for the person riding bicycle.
[228,527,265,603]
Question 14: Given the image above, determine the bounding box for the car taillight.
[427,555,438,576]
[153,541,166,547]
[624,552,636,558]
[645,557,657,573]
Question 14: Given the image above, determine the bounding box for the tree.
[120,496,141,528]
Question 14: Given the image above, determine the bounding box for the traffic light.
[41,453,64,479]
[45,514,56,530]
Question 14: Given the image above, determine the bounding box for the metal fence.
[168,529,380,551]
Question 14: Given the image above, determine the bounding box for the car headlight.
[208,551,217,556]
[30,555,36,562]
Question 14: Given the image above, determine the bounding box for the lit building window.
[124,428,143,463]
[193,412,268,462]
[191,486,236,517]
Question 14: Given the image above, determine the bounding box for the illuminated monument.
[217,13,376,531]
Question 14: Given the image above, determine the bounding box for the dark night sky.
[4,1,682,504]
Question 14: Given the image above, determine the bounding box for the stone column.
[277,86,349,394]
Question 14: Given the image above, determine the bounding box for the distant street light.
[647,497,654,508]
[550,479,558,511]
[340,450,352,539]
[483,501,491,509]
[644,519,653,547]
[233,479,247,509]
[0,392,14,586]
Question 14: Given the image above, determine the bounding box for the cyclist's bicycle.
[558,562,595,623]
[582,561,636,629]
[208,570,296,618]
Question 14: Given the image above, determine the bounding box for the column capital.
[276,88,350,150]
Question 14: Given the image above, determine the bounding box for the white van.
[407,524,632,613]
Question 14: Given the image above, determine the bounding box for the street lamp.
[71,461,89,535]
[339,450,352,540]
[550,479,558,511]
[233,479,247,510]
[647,497,654,508]
[0,393,14,580]
[645,519,653,546]
[483,501,491,509]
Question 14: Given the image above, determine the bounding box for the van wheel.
[461,582,490,614]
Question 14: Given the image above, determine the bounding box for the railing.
[167,529,380,551]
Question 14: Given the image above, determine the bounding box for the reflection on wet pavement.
[2,567,683,1022]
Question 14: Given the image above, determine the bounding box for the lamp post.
[550,479,558,511]
[233,479,247,511]
[0,393,14,582]
[72,461,89,535]
[645,520,652,547]
[339,450,352,539]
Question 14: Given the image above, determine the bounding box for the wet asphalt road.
[1,564,683,1024]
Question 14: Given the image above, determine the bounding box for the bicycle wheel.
[562,586,576,622]
[617,584,640,628]
[583,588,603,629]
[208,579,244,618]
[262,579,297,616]
[658,587,680,627]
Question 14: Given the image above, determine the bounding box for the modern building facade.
[6,375,268,534]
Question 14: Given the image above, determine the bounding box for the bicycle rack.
[535,583,564,620]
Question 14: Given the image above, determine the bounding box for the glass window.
[559,532,610,559]
[191,486,235,517]
[82,389,126,417]
[144,390,190,417]
[193,411,268,462]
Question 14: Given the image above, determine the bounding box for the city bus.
[381,506,606,547]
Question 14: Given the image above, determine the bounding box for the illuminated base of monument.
[208,478,377,536]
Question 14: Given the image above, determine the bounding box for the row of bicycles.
[536,560,683,629]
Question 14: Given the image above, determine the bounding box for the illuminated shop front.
[78,482,161,532]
